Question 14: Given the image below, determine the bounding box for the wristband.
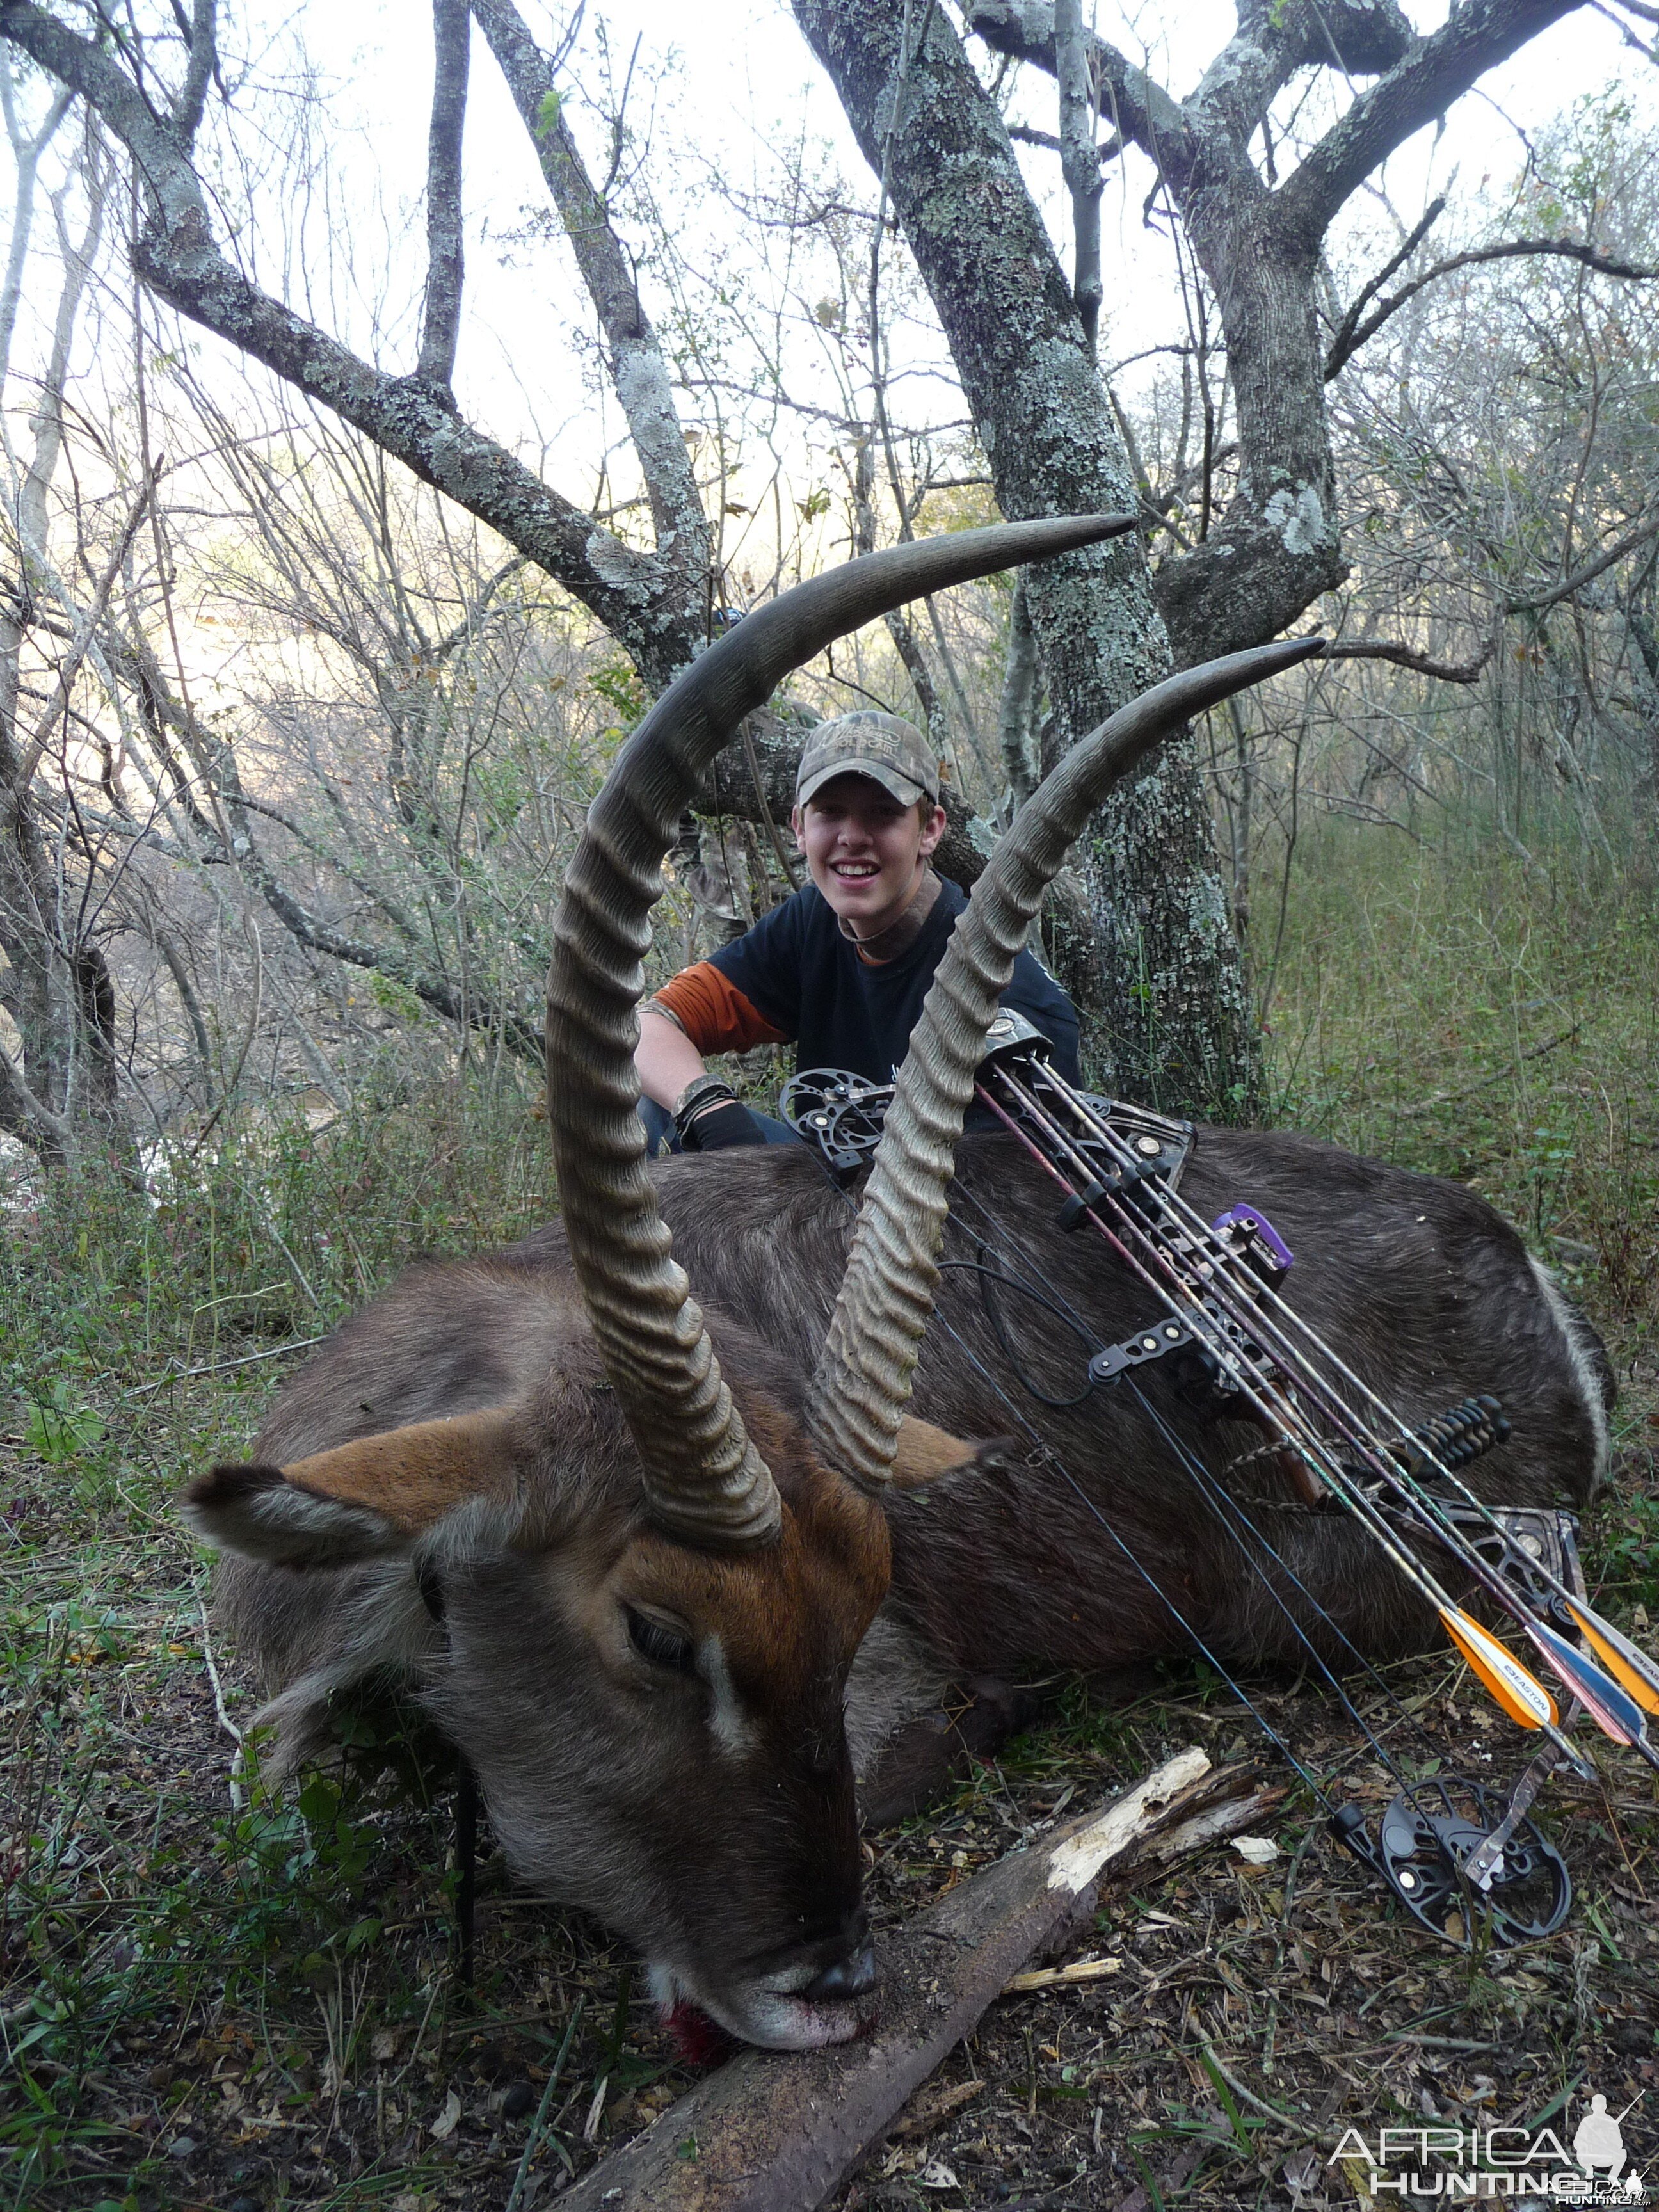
[672,1075,739,1146]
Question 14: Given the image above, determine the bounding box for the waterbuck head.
[186,1350,904,2048]
[184,508,1320,2047]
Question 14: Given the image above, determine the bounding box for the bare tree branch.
[1322,193,1448,378]
[971,0,1414,188]
[17,477,153,783]
[1183,0,1412,149]
[173,0,215,147]
[1054,0,1102,357]
[120,628,545,1062]
[965,1,1190,177]
[963,0,1603,676]
[1278,0,1586,244]
[0,0,701,686]
[418,0,469,389]
[846,428,948,766]
[230,878,541,1062]
[1323,636,1498,684]
[1506,509,1659,615]
[975,0,1591,256]
[469,0,710,578]
[0,1031,72,1160]
[0,56,73,385]
[1327,234,1658,378]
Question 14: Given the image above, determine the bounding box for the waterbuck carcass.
[499,771,1612,1810]
[182,518,1610,2048]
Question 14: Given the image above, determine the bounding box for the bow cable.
[982,1057,1659,1766]
[859,1148,1569,1934]
[931,1168,1574,1941]
[783,1065,1587,1939]
[973,1075,1592,1761]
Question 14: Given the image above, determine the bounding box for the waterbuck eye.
[624,1605,696,1676]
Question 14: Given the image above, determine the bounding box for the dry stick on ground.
[559,1753,1281,2212]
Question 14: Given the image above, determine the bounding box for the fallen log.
[558,1749,1277,2212]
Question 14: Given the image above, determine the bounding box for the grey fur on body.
[220,1126,1610,1795]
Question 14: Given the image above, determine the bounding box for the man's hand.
[682,1099,767,1151]
[673,1077,767,1151]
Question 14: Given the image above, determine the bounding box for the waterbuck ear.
[888,1416,1018,1493]
[183,1411,520,1569]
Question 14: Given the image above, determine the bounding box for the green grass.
[1262,812,1659,1628]
[0,1070,593,2212]
[1265,815,1659,1341]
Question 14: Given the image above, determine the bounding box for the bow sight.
[785,1013,1659,1948]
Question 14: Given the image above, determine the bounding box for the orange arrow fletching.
[1439,1608,1559,1731]
[1565,1600,1659,1718]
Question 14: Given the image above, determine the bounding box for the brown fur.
[190,1126,1611,2040]
[888,1416,1013,1489]
[632,1132,1610,1681]
[189,1268,910,2046]
[280,1412,521,1532]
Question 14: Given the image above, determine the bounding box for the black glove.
[682,1099,766,1151]
[675,1085,767,1151]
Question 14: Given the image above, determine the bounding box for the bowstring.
[829,1148,1401,1807]
[937,1174,1573,1930]
[1018,1062,1580,1602]
[940,1173,1458,1811]
[978,1064,1617,1772]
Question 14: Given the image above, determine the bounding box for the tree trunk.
[1155,186,1345,667]
[792,0,1259,1113]
[0,101,134,1174]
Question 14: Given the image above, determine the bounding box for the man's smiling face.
[791,774,945,938]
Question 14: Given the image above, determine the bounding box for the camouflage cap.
[795,710,940,809]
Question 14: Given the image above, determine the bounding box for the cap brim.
[796,761,932,808]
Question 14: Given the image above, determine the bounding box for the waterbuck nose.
[802,1935,878,2003]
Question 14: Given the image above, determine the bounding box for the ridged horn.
[545,512,1138,1550]
[806,634,1328,1488]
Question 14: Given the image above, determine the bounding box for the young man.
[635,710,1079,1153]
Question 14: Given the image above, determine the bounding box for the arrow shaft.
[1003,1064,1659,1745]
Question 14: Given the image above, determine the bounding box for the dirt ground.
[4,1369,1658,2212]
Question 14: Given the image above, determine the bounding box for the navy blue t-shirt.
[709,876,1079,1086]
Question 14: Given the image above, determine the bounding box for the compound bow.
[783,1017,1659,1948]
